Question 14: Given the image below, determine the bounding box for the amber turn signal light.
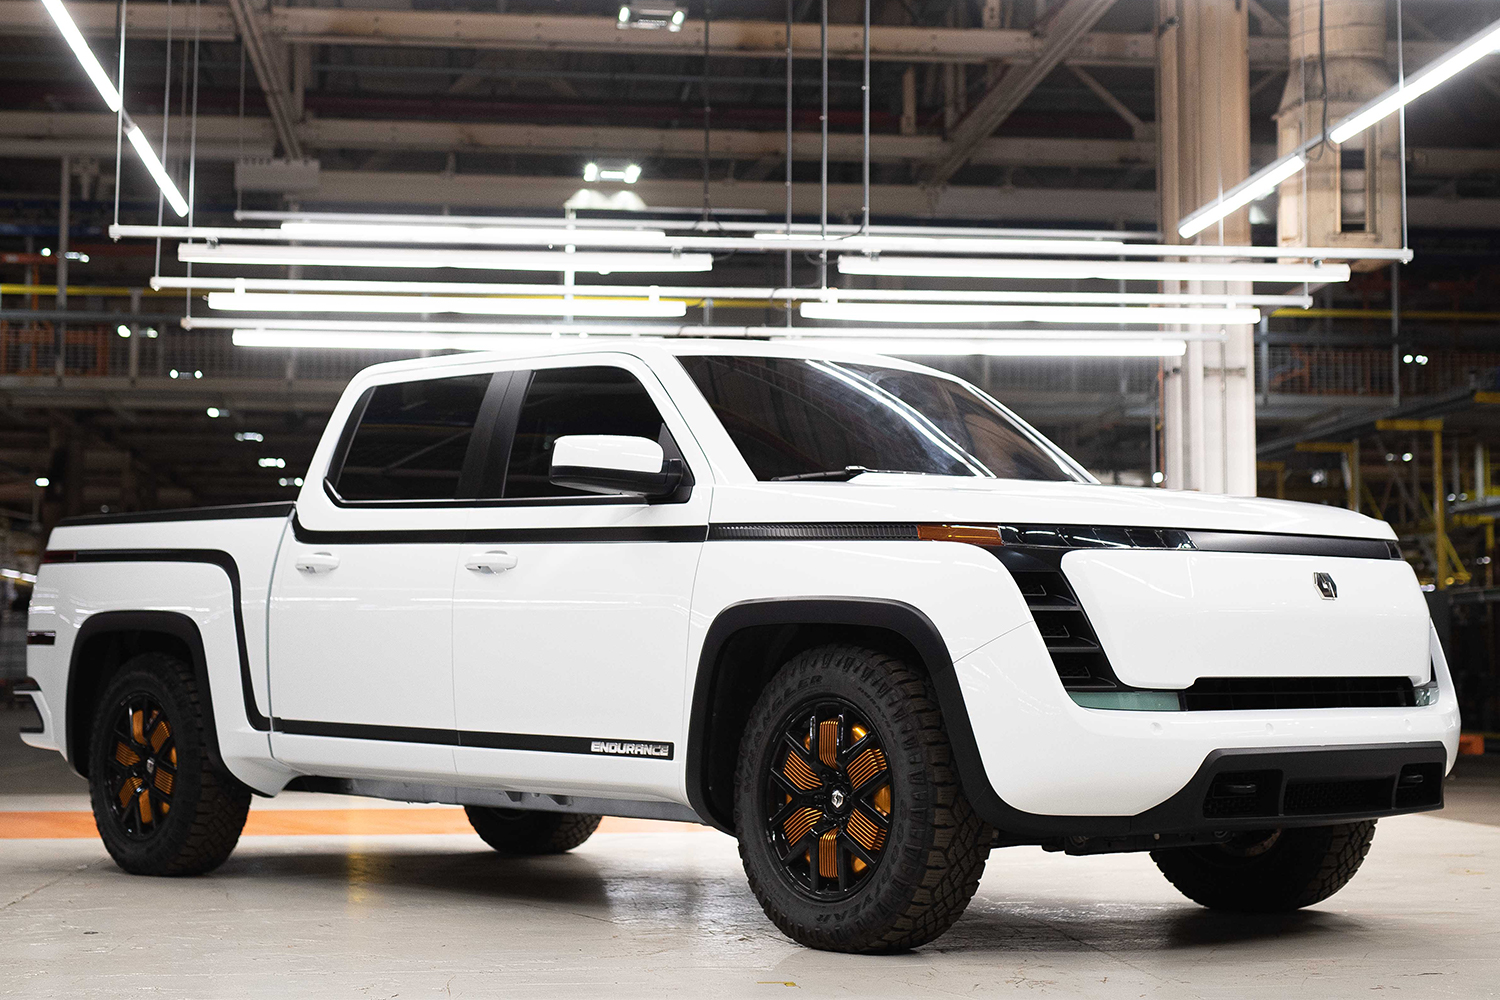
[916,524,1004,547]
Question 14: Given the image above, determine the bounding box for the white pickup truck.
[18,341,1458,953]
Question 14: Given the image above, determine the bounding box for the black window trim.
[323,369,509,508]
[322,362,698,511]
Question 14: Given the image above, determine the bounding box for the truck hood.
[708,475,1394,540]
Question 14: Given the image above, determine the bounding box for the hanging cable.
[153,0,173,277]
[185,0,201,318]
[112,0,125,230]
[785,0,793,326]
[819,0,828,288]
[701,0,713,224]
[861,0,870,234]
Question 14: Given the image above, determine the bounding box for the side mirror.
[550,435,683,499]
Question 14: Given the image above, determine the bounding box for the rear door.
[269,368,506,780]
[450,358,711,801]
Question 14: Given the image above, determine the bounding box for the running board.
[282,776,706,824]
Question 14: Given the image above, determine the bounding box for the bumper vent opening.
[1181,677,1417,711]
[1394,763,1444,809]
[1283,777,1395,816]
[1203,770,1282,819]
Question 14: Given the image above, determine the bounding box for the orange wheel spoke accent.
[848,747,887,790]
[130,710,145,744]
[149,721,170,753]
[783,806,821,847]
[874,784,892,816]
[818,830,838,879]
[118,776,141,807]
[137,791,152,825]
[782,751,821,791]
[846,809,886,853]
[114,742,140,767]
[817,719,839,767]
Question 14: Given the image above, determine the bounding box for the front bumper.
[948,618,1460,839]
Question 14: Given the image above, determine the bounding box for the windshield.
[678,355,1085,482]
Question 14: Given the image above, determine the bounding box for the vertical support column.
[900,66,917,136]
[1432,425,1446,589]
[1156,0,1256,495]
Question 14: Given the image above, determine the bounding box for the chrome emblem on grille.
[1314,572,1338,600]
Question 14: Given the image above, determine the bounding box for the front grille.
[1181,677,1416,711]
[1283,777,1395,816]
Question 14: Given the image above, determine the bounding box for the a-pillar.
[1156,0,1257,496]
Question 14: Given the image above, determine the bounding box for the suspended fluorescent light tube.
[125,122,190,218]
[754,233,1131,256]
[278,221,666,247]
[794,339,1189,358]
[177,244,713,274]
[1330,16,1500,144]
[1177,153,1307,239]
[39,0,121,111]
[800,302,1260,326]
[838,256,1350,284]
[207,291,686,318]
[151,275,1316,309]
[231,328,1187,358]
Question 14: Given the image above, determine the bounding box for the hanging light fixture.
[176,244,714,274]
[839,256,1349,284]
[800,302,1261,326]
[206,291,687,318]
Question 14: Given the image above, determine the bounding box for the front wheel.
[1151,821,1377,912]
[734,644,993,953]
[87,652,251,876]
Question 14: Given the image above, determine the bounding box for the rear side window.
[501,366,675,499]
[334,373,492,501]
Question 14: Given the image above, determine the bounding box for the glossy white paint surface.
[28,515,295,793]
[1061,549,1431,689]
[452,356,711,802]
[954,619,1460,816]
[551,434,664,475]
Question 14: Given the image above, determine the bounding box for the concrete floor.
[4,705,1499,999]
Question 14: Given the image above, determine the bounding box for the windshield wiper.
[771,465,878,482]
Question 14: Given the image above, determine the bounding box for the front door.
[269,368,502,780]
[451,359,710,802]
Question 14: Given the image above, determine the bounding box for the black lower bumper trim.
[982,742,1448,843]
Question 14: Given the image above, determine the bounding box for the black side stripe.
[276,718,675,759]
[59,502,296,527]
[26,631,56,646]
[62,549,270,731]
[708,522,1399,560]
[291,514,705,546]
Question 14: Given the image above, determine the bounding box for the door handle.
[294,551,340,574]
[465,550,519,574]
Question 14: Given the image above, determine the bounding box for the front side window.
[679,355,1082,482]
[334,373,491,500]
[502,366,676,498]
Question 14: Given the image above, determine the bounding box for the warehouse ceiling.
[2,0,1500,515]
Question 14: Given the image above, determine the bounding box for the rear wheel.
[87,652,251,876]
[1151,821,1377,912]
[464,807,601,855]
[734,644,992,953]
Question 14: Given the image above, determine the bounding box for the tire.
[733,643,993,953]
[1151,821,1377,912]
[87,652,252,876]
[464,807,602,855]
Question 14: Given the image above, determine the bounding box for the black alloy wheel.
[103,692,178,841]
[764,698,893,899]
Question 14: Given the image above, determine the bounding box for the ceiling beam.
[919,0,1119,187]
[223,0,304,159]
[0,111,1154,168]
[0,1,1305,68]
[3,112,1496,181]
